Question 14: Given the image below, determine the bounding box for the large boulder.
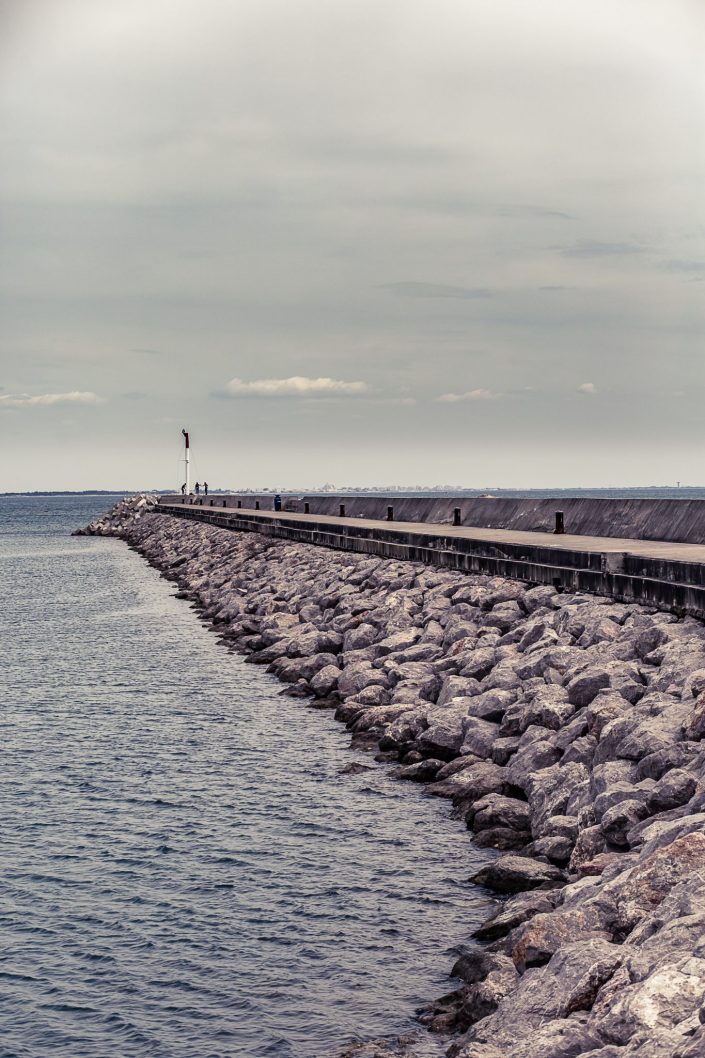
[470,855,565,893]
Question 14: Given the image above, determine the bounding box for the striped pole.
[182,429,190,494]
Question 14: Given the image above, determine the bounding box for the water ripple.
[0,496,491,1058]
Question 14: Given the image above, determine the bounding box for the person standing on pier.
[195,482,200,495]
[181,483,186,495]
[204,482,208,496]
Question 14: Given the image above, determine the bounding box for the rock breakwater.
[82,498,705,1058]
[72,493,157,536]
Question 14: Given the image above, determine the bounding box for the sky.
[1,0,703,491]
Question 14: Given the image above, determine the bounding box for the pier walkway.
[156,500,705,618]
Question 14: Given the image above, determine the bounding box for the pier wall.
[159,495,705,545]
[156,504,705,620]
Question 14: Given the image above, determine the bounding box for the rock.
[646,769,698,813]
[636,742,701,781]
[375,628,420,655]
[310,664,341,697]
[456,953,519,1029]
[437,675,483,707]
[684,691,705,740]
[286,627,343,657]
[491,735,521,765]
[600,799,651,847]
[569,826,608,873]
[505,738,561,790]
[472,890,560,941]
[586,691,631,737]
[509,906,612,972]
[433,761,507,809]
[522,585,559,613]
[470,855,566,893]
[454,939,621,1054]
[465,689,516,722]
[610,833,705,934]
[342,623,378,652]
[527,762,590,839]
[566,670,612,707]
[397,759,443,782]
[473,827,532,851]
[460,718,500,759]
[470,794,531,833]
[338,762,375,775]
[416,707,468,759]
[435,755,483,781]
[337,661,389,698]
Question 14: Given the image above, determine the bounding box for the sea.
[0,495,491,1058]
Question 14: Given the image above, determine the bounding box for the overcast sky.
[1,0,703,490]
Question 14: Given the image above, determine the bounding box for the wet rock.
[310,664,341,697]
[338,762,375,775]
[472,890,561,941]
[415,706,467,759]
[456,953,519,1028]
[431,760,506,808]
[397,759,443,782]
[470,794,531,834]
[473,827,532,851]
[470,855,566,893]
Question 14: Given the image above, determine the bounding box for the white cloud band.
[224,376,368,398]
[0,391,105,408]
[436,388,497,402]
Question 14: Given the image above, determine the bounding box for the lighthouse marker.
[182,428,190,495]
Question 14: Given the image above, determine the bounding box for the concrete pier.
[156,501,705,619]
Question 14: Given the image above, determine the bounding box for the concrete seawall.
[160,494,705,545]
[157,503,705,620]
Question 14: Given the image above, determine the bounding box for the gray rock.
[470,794,531,833]
[636,742,702,781]
[337,661,389,698]
[472,890,561,941]
[310,664,341,697]
[600,799,651,847]
[460,717,500,758]
[491,735,521,765]
[566,669,612,707]
[438,674,483,707]
[342,623,379,652]
[416,707,468,759]
[397,758,443,782]
[470,854,565,893]
[646,769,698,813]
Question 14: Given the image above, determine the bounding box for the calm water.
[0,495,491,1058]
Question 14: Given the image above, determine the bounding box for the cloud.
[0,391,105,408]
[578,382,597,394]
[223,376,368,398]
[436,388,497,402]
[381,282,492,300]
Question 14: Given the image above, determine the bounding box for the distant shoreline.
[4,486,705,499]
